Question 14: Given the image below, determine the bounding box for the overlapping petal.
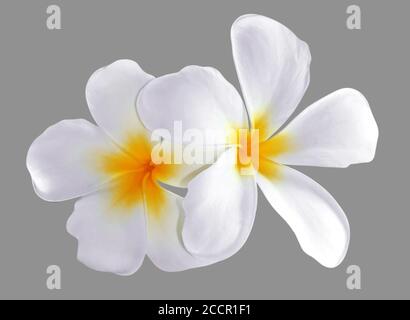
[182,148,257,261]
[144,177,212,271]
[137,66,248,145]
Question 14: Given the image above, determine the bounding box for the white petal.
[153,163,209,188]
[144,178,212,271]
[26,119,118,201]
[182,148,257,261]
[86,59,154,144]
[151,143,225,188]
[67,190,147,276]
[257,164,350,268]
[231,14,311,139]
[137,66,248,144]
[267,89,379,167]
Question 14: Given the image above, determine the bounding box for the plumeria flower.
[26,60,216,275]
[137,15,379,268]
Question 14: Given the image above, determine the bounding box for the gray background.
[0,0,408,299]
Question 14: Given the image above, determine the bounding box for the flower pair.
[27,14,378,275]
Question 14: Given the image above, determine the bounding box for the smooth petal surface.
[153,163,210,188]
[27,119,118,201]
[257,164,350,268]
[86,59,154,144]
[137,66,248,145]
[182,148,257,261]
[152,144,223,188]
[266,89,379,167]
[67,189,147,276]
[231,14,311,140]
[144,178,212,271]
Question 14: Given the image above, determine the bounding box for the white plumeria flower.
[137,15,379,268]
[26,60,217,275]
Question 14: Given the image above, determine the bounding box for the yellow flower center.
[93,115,291,217]
[96,133,175,218]
[233,115,292,179]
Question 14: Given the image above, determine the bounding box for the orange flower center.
[96,133,175,218]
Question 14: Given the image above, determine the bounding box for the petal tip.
[310,222,350,269]
[340,88,379,162]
